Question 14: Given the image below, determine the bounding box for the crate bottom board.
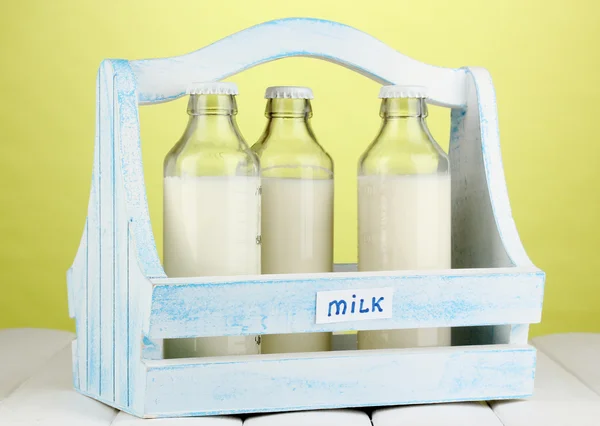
[114,344,537,418]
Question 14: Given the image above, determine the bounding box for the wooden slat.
[450,67,534,269]
[129,18,467,108]
[244,409,371,426]
[0,345,117,425]
[112,60,130,409]
[98,59,116,403]
[490,350,600,425]
[127,223,155,415]
[532,333,600,396]
[148,267,544,339]
[372,402,504,426]
[87,68,102,395]
[142,344,535,417]
[111,411,241,425]
[0,329,74,402]
[67,218,89,391]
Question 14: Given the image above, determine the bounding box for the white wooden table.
[0,329,598,425]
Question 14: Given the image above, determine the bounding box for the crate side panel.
[148,269,544,338]
[450,67,535,270]
[143,345,536,417]
[449,68,542,347]
[109,59,158,412]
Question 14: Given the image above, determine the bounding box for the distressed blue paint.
[87,101,101,395]
[148,268,544,339]
[462,67,533,268]
[112,62,132,408]
[142,345,536,417]
[130,18,467,108]
[71,342,79,390]
[111,60,165,279]
[98,59,115,402]
[66,18,546,418]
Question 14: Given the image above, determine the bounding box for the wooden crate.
[66,17,545,418]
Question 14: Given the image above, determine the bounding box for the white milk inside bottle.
[251,86,333,354]
[358,174,451,349]
[162,82,261,358]
[260,178,333,274]
[357,85,451,350]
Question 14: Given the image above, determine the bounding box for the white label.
[315,288,394,324]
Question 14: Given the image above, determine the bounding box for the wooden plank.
[148,267,544,339]
[112,60,131,409]
[87,66,102,396]
[491,350,600,425]
[142,344,535,417]
[0,329,74,402]
[372,402,504,426]
[77,59,162,415]
[111,411,241,425]
[0,345,118,425]
[98,59,116,403]
[244,409,371,426]
[448,66,541,351]
[129,18,467,108]
[532,333,600,396]
[127,223,155,416]
[450,67,535,270]
[67,217,88,391]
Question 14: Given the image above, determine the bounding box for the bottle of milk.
[251,86,333,354]
[163,82,261,358]
[357,85,451,350]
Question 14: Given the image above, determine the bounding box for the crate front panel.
[147,267,544,339]
[142,344,536,417]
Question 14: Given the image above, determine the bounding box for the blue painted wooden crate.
[66,17,545,418]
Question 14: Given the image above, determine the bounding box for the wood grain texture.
[532,333,600,396]
[0,329,74,403]
[243,409,371,426]
[6,330,599,425]
[0,345,118,425]
[490,350,600,426]
[148,267,544,338]
[141,345,536,417]
[112,411,242,425]
[99,58,116,403]
[68,59,161,416]
[372,402,504,426]
[67,219,88,392]
[450,67,532,270]
[448,66,541,350]
[129,18,467,108]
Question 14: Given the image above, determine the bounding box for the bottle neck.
[379,98,430,139]
[188,93,237,115]
[184,94,241,143]
[263,98,314,139]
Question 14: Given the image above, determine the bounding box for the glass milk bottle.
[163,82,261,358]
[357,85,451,350]
[251,86,333,354]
